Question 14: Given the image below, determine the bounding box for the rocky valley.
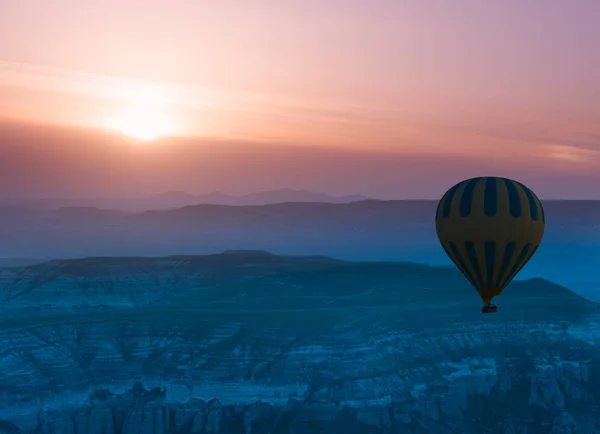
[0,251,599,433]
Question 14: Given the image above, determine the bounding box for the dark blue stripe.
[503,179,522,218]
[484,240,496,288]
[540,200,546,224]
[441,182,463,218]
[495,241,517,288]
[459,178,481,217]
[448,241,477,287]
[435,200,442,221]
[484,178,498,216]
[516,182,538,221]
[465,240,484,288]
[500,243,532,288]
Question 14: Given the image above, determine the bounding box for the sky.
[1,0,600,198]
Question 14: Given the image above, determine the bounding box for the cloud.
[0,60,383,126]
[407,115,600,158]
[2,60,599,164]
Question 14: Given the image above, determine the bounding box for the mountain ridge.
[0,201,596,295]
[0,188,374,212]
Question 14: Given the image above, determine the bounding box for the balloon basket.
[482,304,497,314]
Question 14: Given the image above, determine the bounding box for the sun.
[106,106,174,141]
[104,82,177,141]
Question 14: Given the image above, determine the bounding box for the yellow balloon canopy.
[435,176,545,313]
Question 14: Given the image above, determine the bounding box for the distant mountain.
[0,189,373,212]
[0,200,597,276]
[0,253,599,432]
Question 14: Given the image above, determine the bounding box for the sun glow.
[105,83,176,141]
[107,106,174,140]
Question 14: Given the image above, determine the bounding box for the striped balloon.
[435,177,545,311]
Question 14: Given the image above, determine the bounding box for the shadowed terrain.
[1,251,600,433]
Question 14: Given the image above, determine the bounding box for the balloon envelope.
[435,176,545,306]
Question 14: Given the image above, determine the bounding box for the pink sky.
[1,0,600,198]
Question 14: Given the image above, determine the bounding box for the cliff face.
[0,253,599,434]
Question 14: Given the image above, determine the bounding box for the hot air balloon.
[435,177,545,313]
